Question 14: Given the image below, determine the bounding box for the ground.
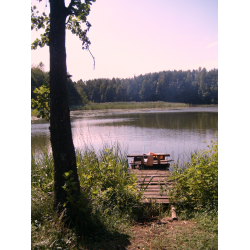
[78,216,217,250]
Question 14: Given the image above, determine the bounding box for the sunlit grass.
[71,101,189,110]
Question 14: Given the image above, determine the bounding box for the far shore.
[31,101,218,120]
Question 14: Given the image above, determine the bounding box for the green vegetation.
[71,101,189,110]
[31,144,142,249]
[167,139,218,248]
[82,68,218,104]
[31,65,218,108]
[31,64,88,107]
[31,84,50,120]
[169,139,218,213]
[31,141,218,249]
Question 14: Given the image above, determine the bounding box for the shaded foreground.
[31,141,218,249]
[77,215,217,250]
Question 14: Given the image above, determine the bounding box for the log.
[171,206,178,220]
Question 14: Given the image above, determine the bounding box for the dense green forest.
[31,63,218,105]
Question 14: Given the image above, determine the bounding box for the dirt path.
[81,216,216,250]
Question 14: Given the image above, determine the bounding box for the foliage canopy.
[31,83,50,120]
[31,0,95,50]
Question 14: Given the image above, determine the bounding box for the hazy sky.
[31,0,218,82]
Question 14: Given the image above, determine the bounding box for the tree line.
[32,63,218,105]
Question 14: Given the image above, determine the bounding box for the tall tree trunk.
[49,0,80,214]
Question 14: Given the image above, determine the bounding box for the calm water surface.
[31,107,218,165]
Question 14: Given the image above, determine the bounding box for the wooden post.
[157,155,161,164]
[141,156,144,166]
[171,206,178,220]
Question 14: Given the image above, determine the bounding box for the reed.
[70,101,189,110]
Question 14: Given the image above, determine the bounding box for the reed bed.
[71,101,189,110]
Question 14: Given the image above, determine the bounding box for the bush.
[76,144,142,224]
[169,139,218,213]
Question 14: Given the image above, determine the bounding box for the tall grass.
[71,101,189,110]
[31,140,218,249]
[31,144,143,249]
[168,139,218,247]
[75,145,143,225]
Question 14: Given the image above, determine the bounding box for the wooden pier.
[129,169,173,204]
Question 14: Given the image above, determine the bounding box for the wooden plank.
[136,175,170,179]
[127,154,170,157]
[130,160,171,165]
[133,173,170,177]
[142,192,169,196]
[141,184,173,188]
[138,184,172,187]
[129,168,173,204]
[137,182,170,186]
[130,170,171,175]
[143,198,170,204]
[137,180,172,184]
[139,187,171,191]
[142,194,170,198]
[138,182,173,185]
[136,176,169,181]
[136,177,170,180]
[129,169,170,173]
[139,185,172,192]
[135,178,170,182]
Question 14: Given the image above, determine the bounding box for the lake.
[31,106,218,165]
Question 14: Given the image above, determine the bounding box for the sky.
[31,0,218,82]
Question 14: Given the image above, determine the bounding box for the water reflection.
[31,107,218,164]
[86,112,218,131]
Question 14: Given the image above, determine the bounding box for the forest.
[31,63,218,105]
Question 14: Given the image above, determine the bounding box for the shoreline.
[70,101,190,111]
[31,102,218,121]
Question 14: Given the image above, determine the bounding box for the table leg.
[141,156,144,166]
[157,155,161,164]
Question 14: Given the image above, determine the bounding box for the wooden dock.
[129,169,173,204]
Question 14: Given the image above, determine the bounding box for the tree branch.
[66,0,76,16]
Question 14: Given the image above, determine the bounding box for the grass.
[31,142,218,249]
[128,214,218,250]
[31,144,143,249]
[32,101,189,120]
[70,101,189,110]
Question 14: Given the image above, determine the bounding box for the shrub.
[169,139,218,213]
[76,144,142,224]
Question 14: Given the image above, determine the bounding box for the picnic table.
[127,153,171,166]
